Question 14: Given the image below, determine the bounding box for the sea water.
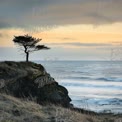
[35,61,122,113]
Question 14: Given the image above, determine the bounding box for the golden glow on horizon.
[33,23,122,44]
[0,23,122,47]
[0,28,27,47]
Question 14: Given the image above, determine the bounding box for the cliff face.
[0,61,71,107]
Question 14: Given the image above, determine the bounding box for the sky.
[0,0,122,61]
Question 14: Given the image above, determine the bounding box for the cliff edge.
[0,61,71,107]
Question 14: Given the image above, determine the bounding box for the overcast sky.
[0,0,122,61]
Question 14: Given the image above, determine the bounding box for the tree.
[13,34,50,62]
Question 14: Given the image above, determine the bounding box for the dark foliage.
[13,34,50,62]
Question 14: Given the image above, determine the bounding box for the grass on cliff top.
[0,93,122,122]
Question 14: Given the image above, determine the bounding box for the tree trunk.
[26,52,29,62]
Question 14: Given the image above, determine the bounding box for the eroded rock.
[0,61,71,107]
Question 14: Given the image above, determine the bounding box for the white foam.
[59,79,122,87]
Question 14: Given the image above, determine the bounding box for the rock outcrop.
[0,61,71,107]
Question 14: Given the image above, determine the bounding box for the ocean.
[35,61,122,113]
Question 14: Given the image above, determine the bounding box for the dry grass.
[43,104,101,122]
[0,93,122,122]
[0,93,47,122]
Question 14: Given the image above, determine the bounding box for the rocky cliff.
[0,61,71,107]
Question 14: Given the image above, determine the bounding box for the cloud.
[55,37,76,41]
[0,45,111,61]
[0,33,9,38]
[0,33,3,37]
[112,41,122,45]
[46,42,113,47]
[0,21,11,29]
[0,0,122,29]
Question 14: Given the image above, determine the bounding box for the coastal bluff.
[0,61,71,107]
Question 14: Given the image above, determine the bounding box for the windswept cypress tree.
[13,34,50,62]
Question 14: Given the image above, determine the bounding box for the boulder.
[0,61,71,107]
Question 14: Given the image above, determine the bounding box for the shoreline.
[0,61,122,121]
[39,60,122,114]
